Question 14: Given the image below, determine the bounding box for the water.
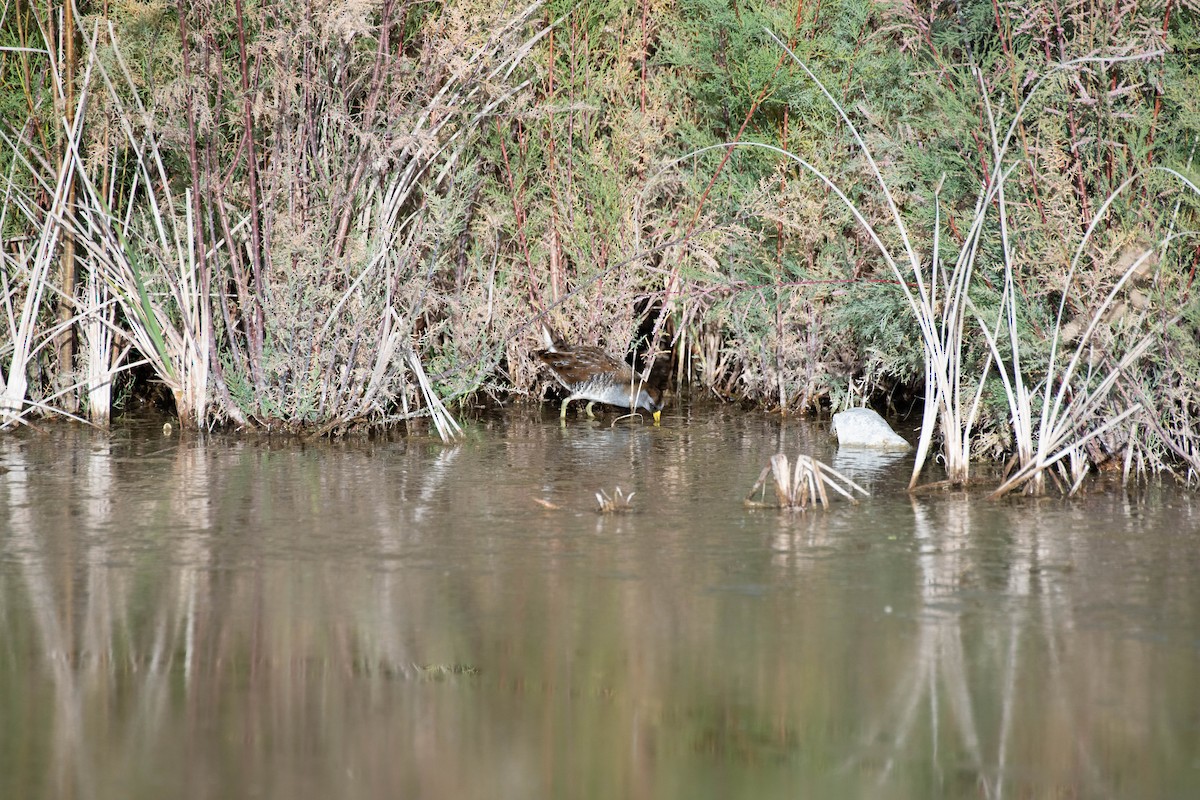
[2,407,1199,798]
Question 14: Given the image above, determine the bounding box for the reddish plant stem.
[648,40,788,363]
[990,0,1047,225]
[206,40,254,384]
[332,0,394,259]
[1184,246,1199,305]
[653,0,823,356]
[1144,0,1173,160]
[494,120,541,317]
[640,0,648,114]
[201,35,247,377]
[234,0,266,386]
[56,0,79,410]
[1049,0,1092,228]
[544,20,563,303]
[175,1,207,362]
[14,2,51,159]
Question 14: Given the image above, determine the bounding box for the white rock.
[832,408,911,450]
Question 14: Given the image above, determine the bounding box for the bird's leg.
[585,402,597,419]
[560,398,571,419]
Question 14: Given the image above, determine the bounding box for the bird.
[536,330,663,424]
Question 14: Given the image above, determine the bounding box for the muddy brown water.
[1,406,1198,798]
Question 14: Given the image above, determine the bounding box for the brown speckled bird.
[537,330,663,423]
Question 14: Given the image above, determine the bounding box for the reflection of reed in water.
[846,497,991,789]
[838,496,1154,797]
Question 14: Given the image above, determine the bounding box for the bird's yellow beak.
[653,410,661,425]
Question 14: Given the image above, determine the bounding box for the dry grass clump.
[595,486,636,514]
[745,453,868,512]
